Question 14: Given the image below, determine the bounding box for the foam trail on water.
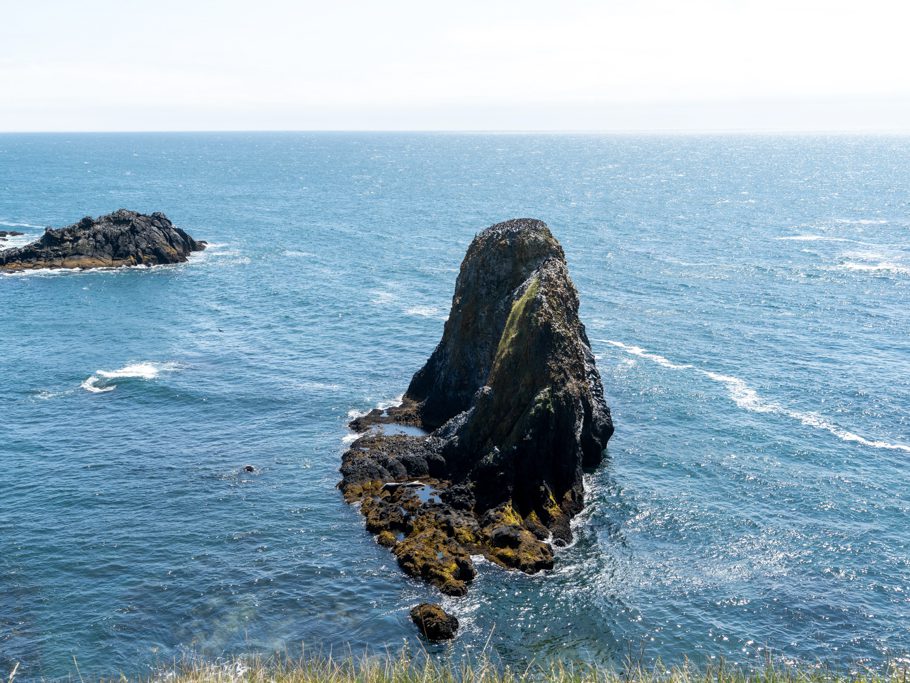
[601,340,910,454]
[774,235,852,242]
[837,261,910,276]
[81,362,179,393]
[0,220,43,228]
[598,339,692,370]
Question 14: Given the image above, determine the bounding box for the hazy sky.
[2,0,909,132]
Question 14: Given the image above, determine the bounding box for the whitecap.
[702,371,778,414]
[596,339,692,370]
[404,305,441,318]
[834,218,888,225]
[283,250,315,258]
[81,361,179,393]
[81,376,115,393]
[836,261,910,276]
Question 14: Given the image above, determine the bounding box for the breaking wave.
[81,362,180,394]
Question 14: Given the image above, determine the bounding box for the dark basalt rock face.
[340,218,613,596]
[0,210,205,271]
[410,603,459,641]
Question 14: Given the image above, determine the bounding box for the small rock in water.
[410,603,458,641]
[242,465,257,473]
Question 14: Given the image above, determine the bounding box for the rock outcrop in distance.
[341,218,614,597]
[0,210,205,271]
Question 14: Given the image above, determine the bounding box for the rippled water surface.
[1,133,908,679]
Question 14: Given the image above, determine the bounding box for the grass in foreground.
[20,651,904,683]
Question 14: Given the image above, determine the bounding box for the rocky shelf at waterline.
[0,209,205,271]
[340,218,614,597]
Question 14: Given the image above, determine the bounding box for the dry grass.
[7,650,908,683]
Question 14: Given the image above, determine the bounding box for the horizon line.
[3,128,910,136]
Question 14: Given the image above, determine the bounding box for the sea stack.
[341,219,613,596]
[0,210,205,271]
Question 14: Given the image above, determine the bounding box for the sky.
[1,0,909,132]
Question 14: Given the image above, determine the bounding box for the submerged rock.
[0,210,205,271]
[410,603,459,641]
[340,219,614,596]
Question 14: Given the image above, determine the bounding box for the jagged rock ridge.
[0,209,205,271]
[341,218,613,596]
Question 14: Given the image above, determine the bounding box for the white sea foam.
[342,431,365,445]
[598,339,692,370]
[404,305,441,318]
[774,235,851,242]
[602,339,910,454]
[0,220,43,228]
[283,250,315,258]
[834,218,888,225]
[297,381,340,391]
[81,362,179,393]
[831,250,910,276]
[836,261,910,276]
[376,394,404,410]
[702,371,779,414]
[2,260,198,277]
[370,290,395,305]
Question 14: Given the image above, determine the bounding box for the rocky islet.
[0,209,205,270]
[340,218,614,599]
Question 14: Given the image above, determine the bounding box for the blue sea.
[1,133,908,679]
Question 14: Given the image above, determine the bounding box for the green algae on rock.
[340,218,613,596]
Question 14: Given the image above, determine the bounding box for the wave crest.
[81,362,179,393]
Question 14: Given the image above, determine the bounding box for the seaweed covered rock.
[410,603,459,641]
[0,209,205,271]
[340,218,613,595]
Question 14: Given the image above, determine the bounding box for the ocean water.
[1,133,908,679]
